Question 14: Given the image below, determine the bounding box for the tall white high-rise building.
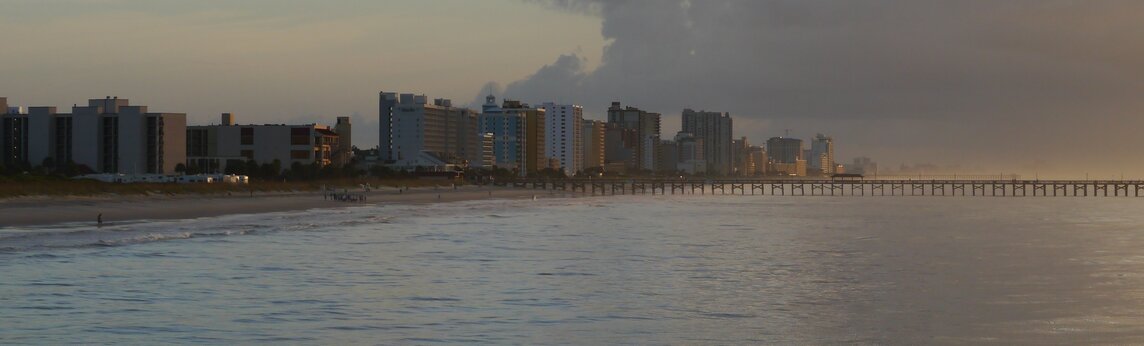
[540,102,582,176]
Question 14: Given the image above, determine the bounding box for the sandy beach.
[0,185,573,228]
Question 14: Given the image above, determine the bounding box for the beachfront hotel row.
[0,95,873,178]
[0,97,351,176]
[380,91,858,177]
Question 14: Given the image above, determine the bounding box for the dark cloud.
[473,54,589,106]
[491,0,1144,177]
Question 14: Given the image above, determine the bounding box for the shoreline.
[0,186,575,228]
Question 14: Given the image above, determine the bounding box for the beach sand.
[0,186,572,228]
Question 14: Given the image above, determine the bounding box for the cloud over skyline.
[2,1,1144,177]
[488,0,1144,177]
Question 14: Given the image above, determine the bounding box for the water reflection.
[2,197,1144,344]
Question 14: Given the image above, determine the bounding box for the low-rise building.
[771,160,807,177]
[186,113,347,174]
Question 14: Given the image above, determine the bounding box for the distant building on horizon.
[1,96,185,175]
[681,109,732,175]
[850,156,878,176]
[809,133,835,176]
[674,132,706,175]
[748,145,767,176]
[767,136,805,176]
[656,139,679,175]
[767,137,802,164]
[540,102,583,176]
[731,136,751,176]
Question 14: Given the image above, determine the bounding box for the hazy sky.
[3,0,1144,177]
[0,0,604,148]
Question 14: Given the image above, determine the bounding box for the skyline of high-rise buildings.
[1,92,855,178]
[6,1,1141,177]
[378,91,846,177]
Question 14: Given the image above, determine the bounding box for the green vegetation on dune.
[0,156,471,199]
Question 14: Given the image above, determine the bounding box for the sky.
[3,0,1144,178]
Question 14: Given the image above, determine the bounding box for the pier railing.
[503,178,1144,197]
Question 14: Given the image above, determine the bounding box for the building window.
[291,150,310,160]
[291,128,310,145]
[240,127,254,145]
[240,150,253,159]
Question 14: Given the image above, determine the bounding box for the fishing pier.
[507,179,1144,197]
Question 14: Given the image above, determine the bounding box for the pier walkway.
[505,179,1144,197]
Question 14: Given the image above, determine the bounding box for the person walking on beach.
[97,213,103,227]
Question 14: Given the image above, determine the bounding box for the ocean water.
[3,195,1144,344]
